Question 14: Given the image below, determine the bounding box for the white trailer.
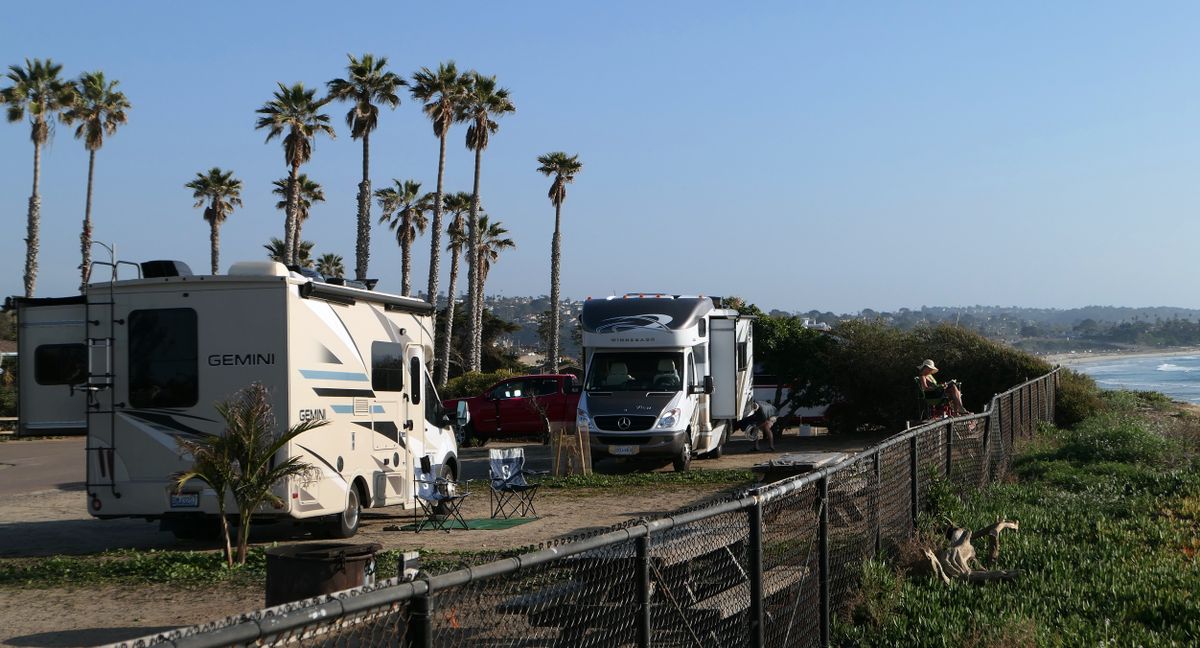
[577,295,753,471]
[13,260,459,537]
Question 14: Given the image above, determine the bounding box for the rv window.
[409,356,422,405]
[737,341,749,371]
[34,344,87,386]
[698,319,706,337]
[424,373,443,427]
[129,309,198,408]
[371,342,404,392]
[585,352,684,392]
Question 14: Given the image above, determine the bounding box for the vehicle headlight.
[656,408,681,429]
[576,408,592,429]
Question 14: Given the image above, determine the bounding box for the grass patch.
[834,408,1200,647]
[465,468,755,494]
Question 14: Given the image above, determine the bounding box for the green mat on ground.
[384,517,538,532]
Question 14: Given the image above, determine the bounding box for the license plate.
[170,493,199,508]
[609,445,639,456]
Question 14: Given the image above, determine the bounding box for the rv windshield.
[586,352,685,392]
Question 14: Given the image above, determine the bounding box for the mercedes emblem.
[617,416,632,430]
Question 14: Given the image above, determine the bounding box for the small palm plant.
[174,383,325,566]
[222,383,324,564]
[172,429,239,567]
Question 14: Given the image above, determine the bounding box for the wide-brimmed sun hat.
[918,359,938,372]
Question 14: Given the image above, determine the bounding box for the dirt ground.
[0,430,877,647]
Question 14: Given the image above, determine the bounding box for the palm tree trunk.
[401,225,412,296]
[285,164,300,266]
[437,242,461,387]
[466,148,483,373]
[218,501,233,569]
[355,133,371,281]
[24,141,42,298]
[210,218,220,275]
[237,511,252,565]
[293,215,302,264]
[548,202,563,372]
[79,149,97,293]
[426,134,447,307]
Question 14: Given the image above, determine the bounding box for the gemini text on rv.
[207,353,276,366]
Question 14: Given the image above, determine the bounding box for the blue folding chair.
[489,448,545,519]
[414,454,469,532]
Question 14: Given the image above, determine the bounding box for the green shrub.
[1060,412,1169,465]
[1054,369,1105,428]
[843,558,903,630]
[442,370,518,399]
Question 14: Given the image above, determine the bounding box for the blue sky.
[2,2,1199,313]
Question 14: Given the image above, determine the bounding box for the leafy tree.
[457,71,515,372]
[255,83,334,265]
[375,180,431,296]
[410,61,469,310]
[327,54,403,281]
[436,192,474,387]
[271,174,325,256]
[264,238,314,268]
[536,151,582,372]
[435,304,522,381]
[61,71,130,291]
[1,58,77,297]
[316,253,345,278]
[185,168,243,274]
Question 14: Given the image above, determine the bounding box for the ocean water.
[1064,353,1200,403]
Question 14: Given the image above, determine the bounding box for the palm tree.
[536,152,583,372]
[474,214,516,319]
[436,192,473,386]
[327,54,404,282]
[457,71,515,372]
[61,71,130,291]
[316,253,345,278]
[271,175,325,257]
[1,59,77,297]
[410,61,467,309]
[185,168,243,275]
[375,180,431,296]
[265,237,315,268]
[255,83,334,266]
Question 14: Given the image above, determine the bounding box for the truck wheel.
[328,486,361,538]
[673,441,692,472]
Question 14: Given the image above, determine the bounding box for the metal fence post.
[944,422,953,477]
[909,435,919,530]
[748,500,764,648]
[636,534,652,648]
[1008,391,1016,445]
[873,450,881,556]
[408,589,434,648]
[818,476,830,648]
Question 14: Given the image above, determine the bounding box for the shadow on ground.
[6,626,178,647]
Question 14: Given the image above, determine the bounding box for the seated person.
[917,359,968,415]
[652,359,681,390]
[736,400,778,452]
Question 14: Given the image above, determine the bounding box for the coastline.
[1043,347,1200,368]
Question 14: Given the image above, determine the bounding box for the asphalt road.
[0,436,84,496]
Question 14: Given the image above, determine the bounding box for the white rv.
[13,260,459,538]
[577,295,754,471]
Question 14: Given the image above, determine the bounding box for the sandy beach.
[1044,347,1200,368]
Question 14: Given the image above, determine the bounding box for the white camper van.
[577,295,753,471]
[13,260,459,538]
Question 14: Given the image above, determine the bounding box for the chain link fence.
[106,369,1059,648]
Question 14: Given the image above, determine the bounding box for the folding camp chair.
[489,448,545,519]
[915,376,954,421]
[414,454,469,532]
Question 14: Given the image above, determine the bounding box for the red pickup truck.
[443,374,581,445]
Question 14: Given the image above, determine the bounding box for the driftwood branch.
[924,516,1022,584]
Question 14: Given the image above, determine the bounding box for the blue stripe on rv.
[328,405,384,414]
[299,370,369,381]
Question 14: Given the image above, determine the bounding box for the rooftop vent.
[140,260,194,278]
[228,261,289,277]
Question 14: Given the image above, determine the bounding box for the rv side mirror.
[704,375,714,394]
[455,400,471,427]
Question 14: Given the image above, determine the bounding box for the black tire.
[673,440,692,472]
[328,485,361,538]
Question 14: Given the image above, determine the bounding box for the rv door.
[17,299,88,436]
[709,317,738,419]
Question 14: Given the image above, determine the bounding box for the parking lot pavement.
[0,436,84,496]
